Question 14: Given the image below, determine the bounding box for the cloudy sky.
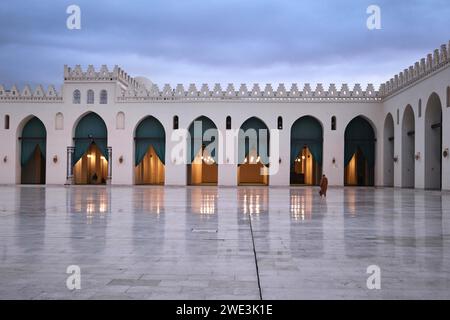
[0,0,448,89]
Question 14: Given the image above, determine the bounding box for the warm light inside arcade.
[344,116,375,186]
[134,116,166,185]
[237,117,270,185]
[72,113,109,185]
[187,116,218,185]
[15,92,445,190]
[18,114,380,187]
[290,116,323,185]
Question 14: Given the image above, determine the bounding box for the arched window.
[226,116,231,130]
[87,89,94,104]
[55,112,64,130]
[73,89,81,104]
[277,116,283,130]
[100,90,108,104]
[173,115,179,130]
[331,116,336,130]
[447,86,450,108]
[4,115,10,130]
[397,109,399,125]
[418,99,422,117]
[116,112,125,130]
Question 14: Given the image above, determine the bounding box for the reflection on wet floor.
[290,189,314,221]
[133,187,165,215]
[69,187,110,223]
[189,188,217,216]
[1,185,450,299]
[238,187,268,216]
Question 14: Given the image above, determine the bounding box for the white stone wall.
[382,64,450,190]
[1,50,449,189]
[0,95,383,186]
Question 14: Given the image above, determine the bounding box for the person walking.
[319,174,328,197]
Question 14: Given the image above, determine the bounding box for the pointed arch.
[290,115,323,185]
[383,113,394,187]
[72,112,108,164]
[401,105,415,188]
[238,116,270,186]
[19,116,47,184]
[344,115,376,186]
[134,116,166,185]
[134,116,166,166]
[72,112,108,184]
[424,92,442,190]
[187,115,218,185]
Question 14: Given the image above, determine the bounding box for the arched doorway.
[237,117,269,185]
[134,116,165,184]
[344,116,375,186]
[73,112,108,184]
[401,105,415,188]
[425,92,442,190]
[187,116,218,185]
[20,117,46,184]
[290,116,323,185]
[383,113,394,187]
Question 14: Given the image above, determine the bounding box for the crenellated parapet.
[381,41,450,98]
[2,40,448,104]
[64,64,141,89]
[117,82,381,103]
[0,84,62,102]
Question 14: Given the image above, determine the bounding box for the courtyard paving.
[0,185,449,299]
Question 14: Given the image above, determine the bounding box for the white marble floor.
[0,185,449,299]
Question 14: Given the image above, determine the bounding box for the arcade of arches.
[381,92,444,190]
[17,93,446,190]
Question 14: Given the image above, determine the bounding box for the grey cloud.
[0,0,448,87]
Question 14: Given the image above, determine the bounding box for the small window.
[4,115,10,130]
[277,116,283,130]
[116,112,125,130]
[331,116,336,130]
[226,116,231,130]
[418,99,422,117]
[100,90,108,104]
[73,89,80,104]
[397,109,399,125]
[447,86,450,108]
[55,113,64,130]
[173,116,179,130]
[87,89,94,104]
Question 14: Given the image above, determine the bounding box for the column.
[65,147,74,185]
[107,146,112,185]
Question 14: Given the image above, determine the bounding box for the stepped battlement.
[381,41,450,97]
[0,84,62,102]
[64,64,141,89]
[118,82,381,103]
[1,40,448,103]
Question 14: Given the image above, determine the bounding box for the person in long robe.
[319,174,328,197]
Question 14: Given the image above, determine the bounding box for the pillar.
[107,146,112,185]
[65,146,74,185]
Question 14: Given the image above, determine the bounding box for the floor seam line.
[248,215,263,300]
